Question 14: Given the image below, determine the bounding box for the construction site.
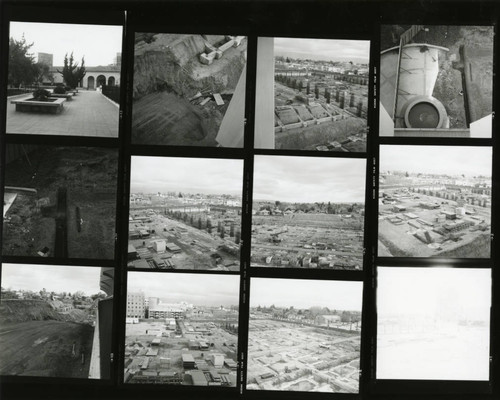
[246,317,360,392]
[380,25,493,137]
[251,208,364,270]
[378,178,491,258]
[132,34,247,147]
[2,145,118,259]
[273,71,368,151]
[128,204,241,271]
[124,308,238,385]
[0,265,114,379]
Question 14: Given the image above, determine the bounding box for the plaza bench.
[11,97,66,114]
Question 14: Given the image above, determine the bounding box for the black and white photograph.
[251,155,366,269]
[128,156,243,271]
[378,145,492,258]
[6,21,122,137]
[124,272,239,385]
[2,145,118,259]
[0,264,114,379]
[132,33,247,147]
[247,278,363,392]
[379,25,493,137]
[254,37,370,151]
[377,267,491,381]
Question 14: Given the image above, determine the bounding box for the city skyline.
[1,264,103,296]
[10,21,123,67]
[250,278,363,310]
[380,145,492,177]
[274,37,370,64]
[130,156,243,196]
[253,155,366,203]
[128,272,240,307]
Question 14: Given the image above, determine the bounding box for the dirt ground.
[275,117,367,151]
[132,34,247,147]
[0,320,94,378]
[274,80,368,151]
[2,146,118,259]
[132,91,225,146]
[247,319,360,392]
[128,210,240,271]
[378,192,491,258]
[251,213,364,269]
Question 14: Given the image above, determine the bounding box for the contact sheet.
[0,2,498,400]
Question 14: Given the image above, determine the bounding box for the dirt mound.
[0,299,90,324]
[0,300,63,323]
[133,34,246,100]
[63,309,90,323]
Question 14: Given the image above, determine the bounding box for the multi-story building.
[126,292,145,318]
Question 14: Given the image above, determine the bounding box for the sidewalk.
[6,90,119,137]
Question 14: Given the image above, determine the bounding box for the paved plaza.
[6,90,119,137]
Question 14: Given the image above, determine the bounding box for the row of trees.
[1,286,106,302]
[258,200,363,215]
[276,74,365,111]
[254,304,361,323]
[165,209,241,244]
[276,74,314,96]
[8,35,86,89]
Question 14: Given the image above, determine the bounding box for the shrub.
[32,88,51,101]
[53,85,66,94]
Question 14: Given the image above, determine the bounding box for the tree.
[314,84,319,99]
[34,62,53,85]
[73,291,85,300]
[230,222,235,237]
[325,90,330,104]
[341,311,352,323]
[57,53,86,89]
[198,217,202,229]
[297,80,303,92]
[8,35,39,87]
[235,230,240,245]
[350,93,355,107]
[306,81,310,95]
[220,226,225,239]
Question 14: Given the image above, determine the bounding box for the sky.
[274,37,370,64]
[253,155,366,203]
[128,272,240,306]
[250,278,363,310]
[377,267,491,321]
[380,145,492,177]
[1,264,103,296]
[10,21,122,67]
[130,156,243,196]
